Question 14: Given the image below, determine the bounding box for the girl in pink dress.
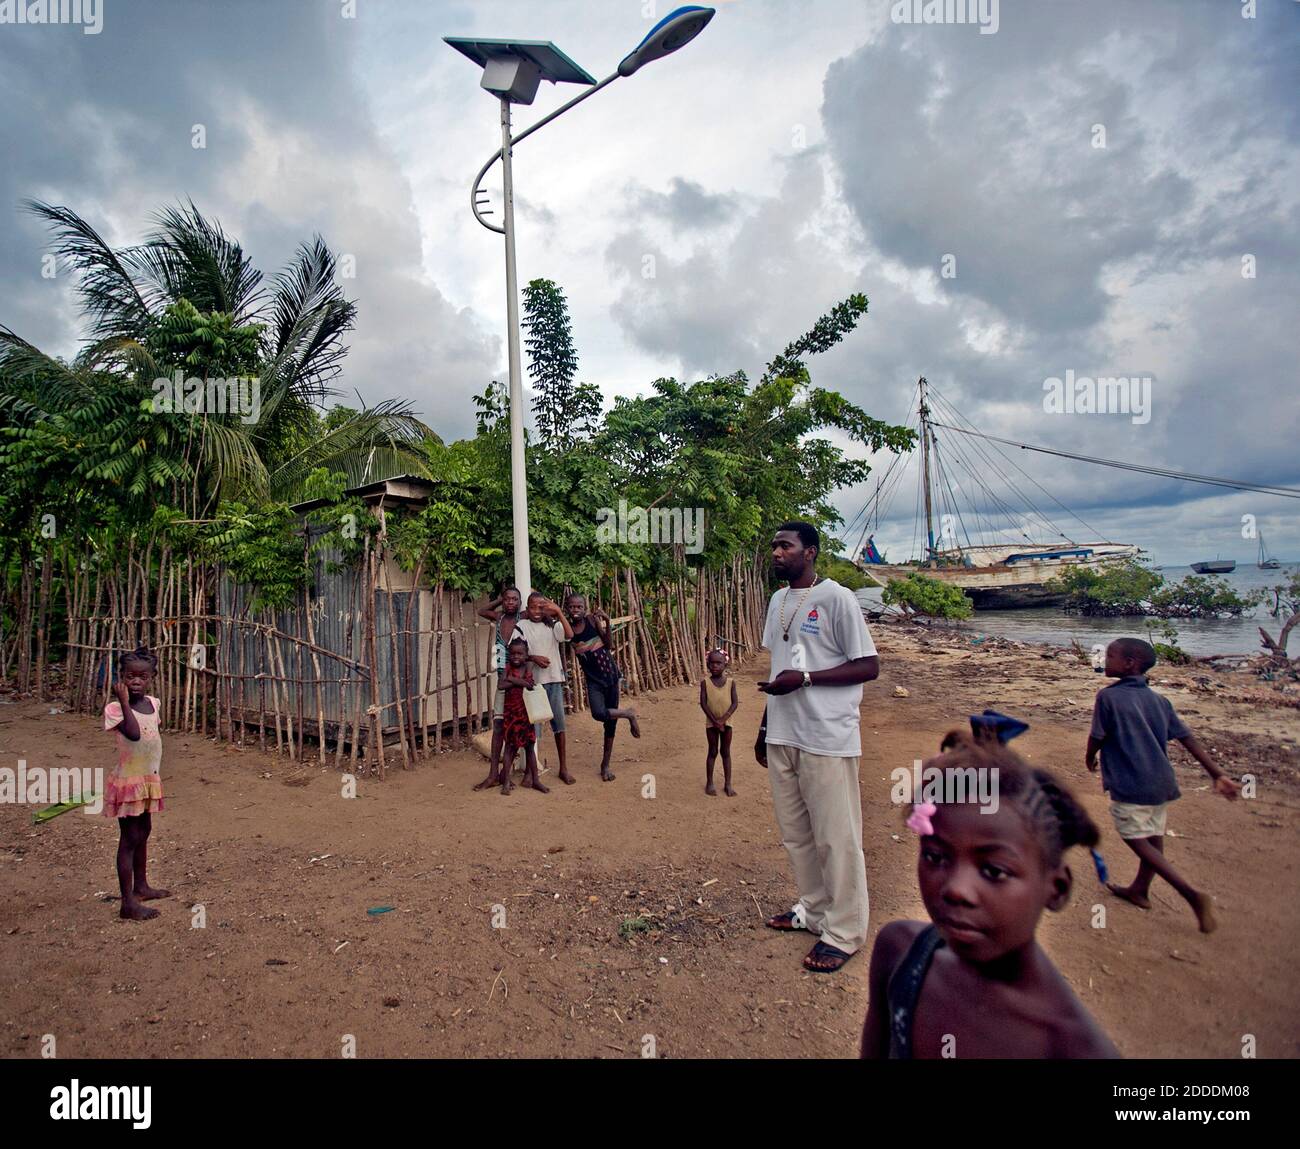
[103,647,171,921]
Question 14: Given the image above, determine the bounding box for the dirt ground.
[2,625,1297,1059]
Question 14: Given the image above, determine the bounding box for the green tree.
[521,278,601,449]
[1049,559,1164,615]
[1147,575,1256,618]
[818,553,872,591]
[881,572,973,619]
[1257,570,1300,658]
[0,200,433,515]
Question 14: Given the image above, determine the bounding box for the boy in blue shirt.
[1087,638,1239,933]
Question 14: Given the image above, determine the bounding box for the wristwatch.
[801,671,812,689]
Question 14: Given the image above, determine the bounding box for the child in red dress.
[500,638,546,796]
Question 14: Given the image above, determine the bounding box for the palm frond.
[195,417,272,501]
[22,201,152,341]
[0,327,105,415]
[267,237,357,401]
[266,399,436,499]
[293,446,428,496]
[122,200,265,322]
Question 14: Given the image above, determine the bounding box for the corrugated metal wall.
[216,540,494,746]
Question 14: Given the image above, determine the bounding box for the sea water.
[855,563,1298,657]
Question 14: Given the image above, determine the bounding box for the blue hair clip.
[969,710,1029,743]
[1091,849,1108,884]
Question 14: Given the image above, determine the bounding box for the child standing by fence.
[564,594,640,782]
[103,647,171,921]
[699,649,738,796]
[499,638,546,796]
[475,586,523,791]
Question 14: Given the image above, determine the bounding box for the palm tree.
[0,199,435,516]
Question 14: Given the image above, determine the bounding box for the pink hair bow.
[906,802,937,837]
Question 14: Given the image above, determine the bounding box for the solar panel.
[443,38,597,87]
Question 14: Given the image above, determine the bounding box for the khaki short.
[1110,800,1168,840]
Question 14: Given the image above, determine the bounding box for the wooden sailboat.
[853,378,1140,609]
[1258,532,1281,570]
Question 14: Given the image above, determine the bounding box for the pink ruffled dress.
[103,695,164,818]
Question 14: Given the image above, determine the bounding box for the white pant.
[766,742,870,954]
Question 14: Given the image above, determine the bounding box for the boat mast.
[919,376,936,567]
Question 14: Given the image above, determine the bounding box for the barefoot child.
[861,720,1118,1059]
[698,649,737,796]
[513,592,575,785]
[1087,637,1239,933]
[475,586,523,791]
[499,638,546,796]
[103,647,171,921]
[564,594,640,781]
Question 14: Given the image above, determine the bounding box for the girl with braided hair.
[103,646,171,921]
[861,714,1118,1059]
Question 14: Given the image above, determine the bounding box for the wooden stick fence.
[15,538,771,776]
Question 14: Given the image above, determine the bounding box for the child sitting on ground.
[861,715,1118,1059]
[499,638,546,796]
[698,648,738,796]
[1087,637,1239,933]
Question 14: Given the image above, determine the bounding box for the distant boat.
[853,378,1140,609]
[1191,558,1235,574]
[1258,533,1281,570]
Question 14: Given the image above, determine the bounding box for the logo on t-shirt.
[800,607,820,635]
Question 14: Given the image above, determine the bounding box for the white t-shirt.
[511,619,568,685]
[760,578,877,758]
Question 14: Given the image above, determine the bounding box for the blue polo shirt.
[1089,675,1190,805]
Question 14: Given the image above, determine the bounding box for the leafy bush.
[881,572,973,619]
[1049,559,1164,615]
[818,553,871,591]
[1148,575,1258,618]
[1145,618,1190,664]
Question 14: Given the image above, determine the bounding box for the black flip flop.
[803,941,853,973]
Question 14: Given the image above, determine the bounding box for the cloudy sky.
[2,0,1297,565]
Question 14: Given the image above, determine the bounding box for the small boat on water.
[1191,558,1235,574]
[1258,533,1281,570]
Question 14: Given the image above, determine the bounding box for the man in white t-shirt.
[512,592,575,785]
[756,521,879,974]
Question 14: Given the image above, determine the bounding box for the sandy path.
[1,626,1296,1058]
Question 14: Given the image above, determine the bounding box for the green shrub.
[881,572,973,619]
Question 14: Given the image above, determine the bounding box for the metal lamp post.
[445,6,715,596]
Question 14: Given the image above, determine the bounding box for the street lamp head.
[618,6,715,77]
